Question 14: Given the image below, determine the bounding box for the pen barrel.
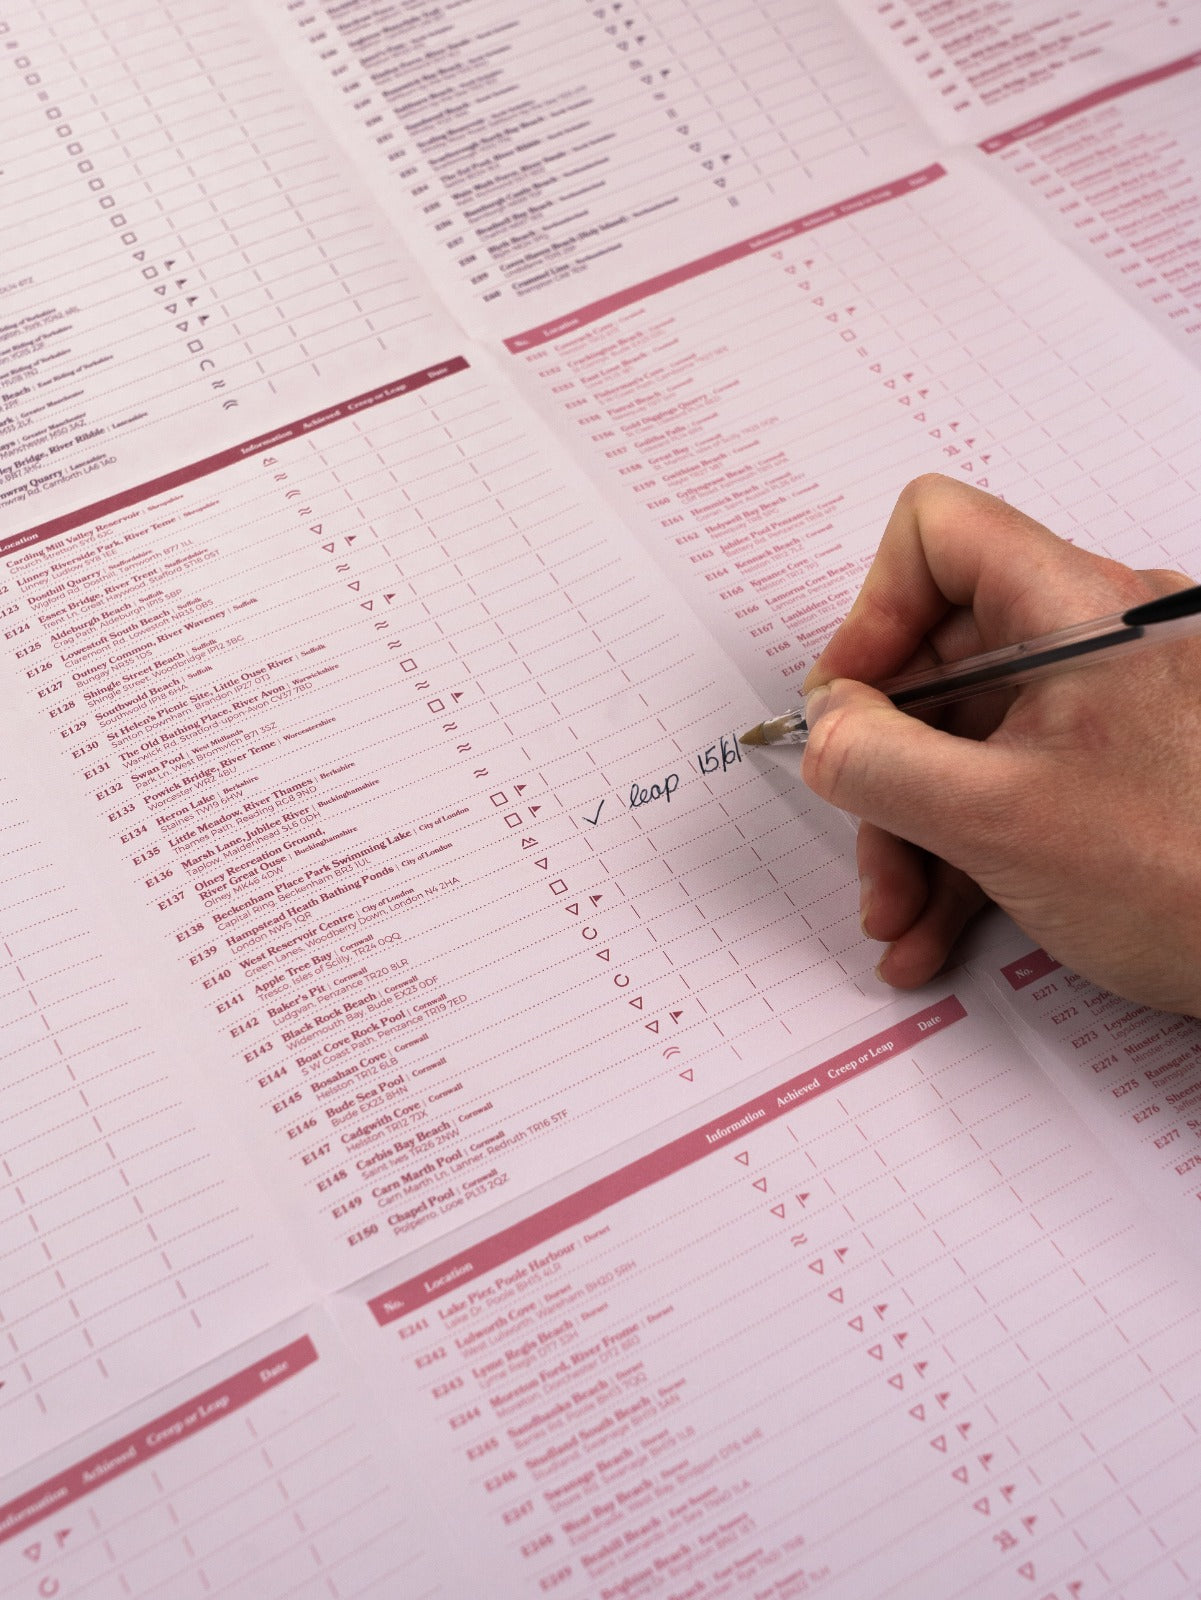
[884,623,1141,713]
[879,586,1201,716]
[751,586,1201,746]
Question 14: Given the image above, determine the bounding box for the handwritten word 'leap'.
[581,731,745,824]
[629,772,680,808]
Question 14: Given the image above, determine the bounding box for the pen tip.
[739,723,766,746]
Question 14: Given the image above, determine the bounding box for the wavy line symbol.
[663,1046,681,1061]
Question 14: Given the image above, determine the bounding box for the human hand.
[800,474,1201,1016]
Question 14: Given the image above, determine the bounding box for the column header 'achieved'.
[0,359,470,559]
[368,995,967,1324]
[503,165,948,353]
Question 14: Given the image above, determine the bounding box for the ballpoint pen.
[740,583,1201,747]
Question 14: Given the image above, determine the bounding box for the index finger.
[803,475,1140,691]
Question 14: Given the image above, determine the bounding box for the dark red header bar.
[979,52,1201,152]
[0,359,469,558]
[503,165,947,352]
[368,996,967,1324]
[0,1336,317,1543]
[1000,949,1062,990]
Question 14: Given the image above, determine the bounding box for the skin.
[799,474,1201,1017]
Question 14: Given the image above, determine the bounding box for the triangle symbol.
[1017,1563,1034,1581]
[645,1020,659,1033]
[752,1177,767,1192]
[828,1286,844,1302]
[868,1344,883,1360]
[535,857,548,869]
[932,1436,947,1452]
[809,1259,825,1274]
[565,903,578,914]
[310,525,323,535]
[323,543,335,553]
[952,1465,969,1483]
[973,1498,990,1515]
[596,948,610,961]
[348,581,360,591]
[360,599,374,611]
[909,1404,925,1421]
[22,1544,41,1563]
[888,1374,904,1389]
[680,1069,693,1081]
[629,996,643,1008]
[770,1203,785,1218]
[849,1316,864,1333]
[735,1151,749,1165]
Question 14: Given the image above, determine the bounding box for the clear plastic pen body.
[742,584,1201,749]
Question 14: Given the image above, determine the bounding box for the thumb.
[800,678,1022,871]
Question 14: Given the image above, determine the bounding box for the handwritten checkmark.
[584,799,604,826]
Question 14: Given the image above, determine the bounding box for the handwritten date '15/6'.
[626,733,743,812]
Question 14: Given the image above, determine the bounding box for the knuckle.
[1139,565,1194,596]
[904,470,952,502]
[802,704,859,804]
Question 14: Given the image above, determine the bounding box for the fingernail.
[804,684,831,730]
[858,876,875,936]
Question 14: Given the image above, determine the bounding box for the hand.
[799,474,1201,1016]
